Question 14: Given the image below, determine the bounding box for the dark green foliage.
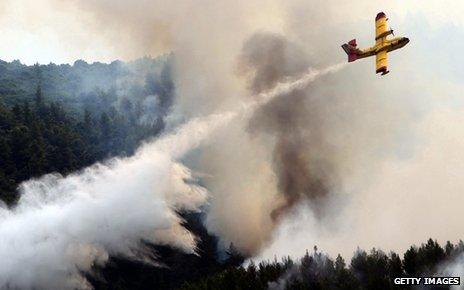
[88,212,244,290]
[404,239,447,277]
[0,56,173,205]
[0,56,172,110]
[350,248,392,290]
[0,94,164,204]
[180,240,464,290]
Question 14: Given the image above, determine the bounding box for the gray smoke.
[267,247,335,290]
[239,33,336,221]
[6,0,464,270]
[52,0,464,268]
[238,33,309,94]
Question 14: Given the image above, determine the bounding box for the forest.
[0,58,462,290]
[0,57,173,205]
[180,239,464,290]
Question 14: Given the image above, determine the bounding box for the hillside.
[0,56,174,204]
[1,57,462,290]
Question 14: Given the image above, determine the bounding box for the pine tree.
[224,243,245,267]
[35,84,43,109]
[99,112,111,139]
[22,101,31,124]
[388,252,403,279]
[28,122,46,176]
[403,247,418,275]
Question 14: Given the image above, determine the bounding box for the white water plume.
[243,62,347,113]
[0,62,345,289]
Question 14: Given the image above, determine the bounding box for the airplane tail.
[341,39,358,62]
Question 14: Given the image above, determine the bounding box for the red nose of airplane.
[376,12,386,21]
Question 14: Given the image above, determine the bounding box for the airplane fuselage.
[358,36,409,59]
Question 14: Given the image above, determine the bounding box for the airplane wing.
[375,12,389,41]
[376,50,389,75]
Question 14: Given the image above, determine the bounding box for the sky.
[0,1,462,65]
[2,0,464,260]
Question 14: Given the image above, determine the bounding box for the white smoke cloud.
[0,111,234,289]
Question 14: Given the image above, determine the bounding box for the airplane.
[341,12,409,75]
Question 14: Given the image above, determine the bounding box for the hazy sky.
[0,0,463,64]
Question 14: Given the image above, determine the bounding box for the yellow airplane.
[341,12,409,75]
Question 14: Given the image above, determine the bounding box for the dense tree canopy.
[0,57,174,205]
[180,239,464,290]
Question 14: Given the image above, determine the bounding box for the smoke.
[267,248,335,290]
[4,0,464,275]
[440,255,464,290]
[256,108,464,261]
[27,0,392,255]
[240,33,341,221]
[0,57,345,288]
[0,112,231,289]
[237,33,310,94]
[240,34,349,221]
